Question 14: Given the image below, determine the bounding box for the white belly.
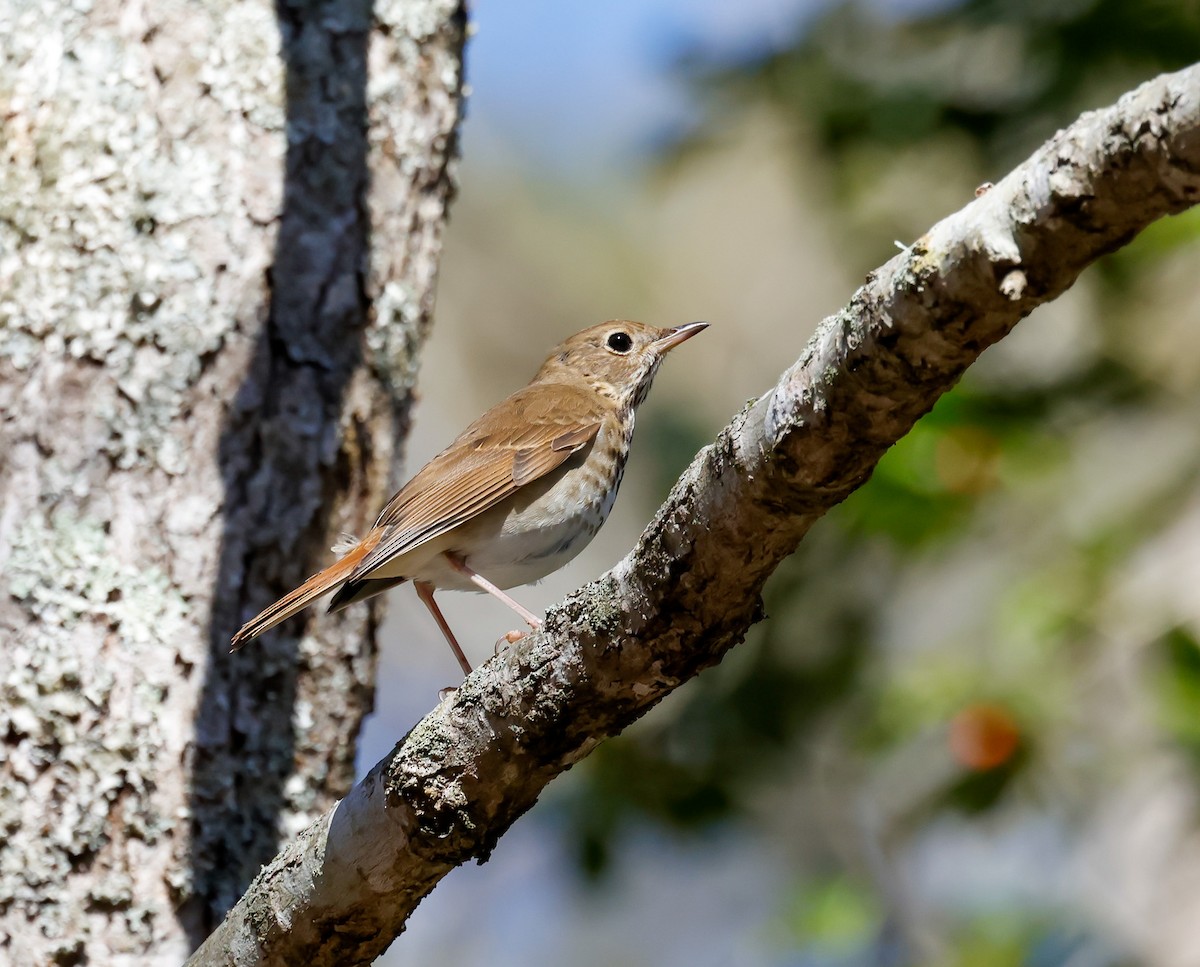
[372,432,627,593]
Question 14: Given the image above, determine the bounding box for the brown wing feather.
[349,382,604,581]
[513,424,600,485]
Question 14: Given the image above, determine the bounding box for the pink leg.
[444,553,543,630]
[415,580,473,676]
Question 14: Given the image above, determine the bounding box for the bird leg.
[415,580,473,676]
[443,553,544,631]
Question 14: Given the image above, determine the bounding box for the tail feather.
[327,575,409,614]
[230,533,381,651]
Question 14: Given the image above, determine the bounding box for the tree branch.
[188,64,1200,966]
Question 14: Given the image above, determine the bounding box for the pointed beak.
[652,321,709,354]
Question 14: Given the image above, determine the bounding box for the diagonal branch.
[188,63,1200,966]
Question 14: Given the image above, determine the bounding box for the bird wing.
[232,384,601,646]
[348,381,603,581]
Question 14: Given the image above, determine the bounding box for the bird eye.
[606,331,633,354]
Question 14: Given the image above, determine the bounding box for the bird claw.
[494,629,527,655]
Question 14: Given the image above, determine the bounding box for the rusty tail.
[229,533,381,651]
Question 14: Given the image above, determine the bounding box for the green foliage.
[1096,204,1200,289]
[693,0,1200,165]
[780,876,879,953]
[1153,626,1200,762]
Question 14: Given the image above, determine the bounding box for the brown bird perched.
[231,320,707,673]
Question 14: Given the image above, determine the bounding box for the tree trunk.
[0,0,464,961]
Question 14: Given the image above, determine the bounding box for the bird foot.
[494,629,527,655]
[438,685,458,702]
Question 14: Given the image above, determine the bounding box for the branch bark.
[189,64,1200,966]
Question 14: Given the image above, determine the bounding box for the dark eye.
[606,331,633,353]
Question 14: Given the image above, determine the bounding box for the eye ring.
[606,331,633,354]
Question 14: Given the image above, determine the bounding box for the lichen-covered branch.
[189,64,1200,966]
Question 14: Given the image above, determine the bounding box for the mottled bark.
[0,0,463,962]
[187,64,1200,967]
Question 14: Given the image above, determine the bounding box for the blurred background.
[363,1,1200,964]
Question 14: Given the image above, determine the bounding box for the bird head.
[535,320,708,409]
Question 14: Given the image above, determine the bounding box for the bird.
[231,320,708,674]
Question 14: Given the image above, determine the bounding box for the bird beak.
[652,321,709,354]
